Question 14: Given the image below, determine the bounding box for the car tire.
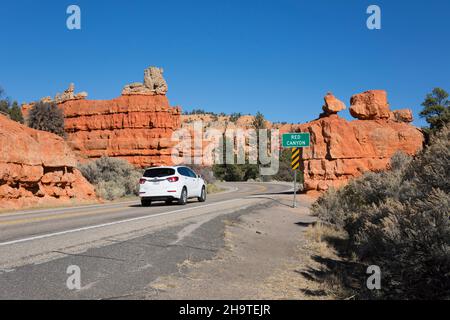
[178,187,188,205]
[198,186,206,202]
[141,199,152,207]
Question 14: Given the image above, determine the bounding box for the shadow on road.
[244,196,294,208]
[254,190,303,196]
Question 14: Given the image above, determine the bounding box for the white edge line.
[0,199,239,247]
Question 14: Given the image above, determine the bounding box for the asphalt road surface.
[0,182,295,300]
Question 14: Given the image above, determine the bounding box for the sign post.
[282,133,311,208]
[291,147,300,208]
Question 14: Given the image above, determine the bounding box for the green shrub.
[79,157,142,200]
[28,101,65,137]
[213,164,245,181]
[311,127,450,299]
[8,101,24,123]
[230,112,242,123]
[272,149,304,184]
[0,87,24,124]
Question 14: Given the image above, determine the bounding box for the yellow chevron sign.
[291,148,301,170]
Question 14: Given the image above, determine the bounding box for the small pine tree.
[252,111,266,130]
[8,101,24,124]
[0,100,8,114]
[0,87,9,115]
[420,88,450,135]
[28,101,66,138]
[230,112,242,123]
[0,87,24,123]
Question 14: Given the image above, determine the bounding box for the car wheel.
[141,199,152,207]
[198,186,206,202]
[178,187,188,205]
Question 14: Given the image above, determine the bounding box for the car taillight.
[167,176,179,183]
[139,178,147,184]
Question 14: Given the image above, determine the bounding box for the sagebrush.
[311,126,450,299]
[79,157,142,200]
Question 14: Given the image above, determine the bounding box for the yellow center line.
[0,184,266,227]
[0,207,129,227]
[257,185,268,193]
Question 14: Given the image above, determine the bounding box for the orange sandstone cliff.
[0,115,96,210]
[63,94,181,168]
[22,67,181,168]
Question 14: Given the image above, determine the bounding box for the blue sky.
[0,0,449,126]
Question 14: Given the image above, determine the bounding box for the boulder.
[322,92,346,116]
[390,109,414,123]
[350,90,390,120]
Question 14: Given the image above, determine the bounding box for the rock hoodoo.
[0,115,96,210]
[299,91,423,193]
[122,67,168,96]
[21,83,88,114]
[322,92,346,116]
[55,83,88,104]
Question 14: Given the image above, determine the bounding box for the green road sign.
[282,133,310,148]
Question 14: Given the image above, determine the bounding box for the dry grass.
[301,223,358,299]
[206,183,225,194]
[304,223,345,257]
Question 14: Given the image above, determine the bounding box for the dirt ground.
[145,194,340,300]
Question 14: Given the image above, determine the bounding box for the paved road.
[0,182,294,300]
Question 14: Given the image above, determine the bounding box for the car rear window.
[143,168,175,178]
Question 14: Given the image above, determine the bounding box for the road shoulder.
[146,194,333,300]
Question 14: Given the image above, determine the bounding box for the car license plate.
[153,181,160,185]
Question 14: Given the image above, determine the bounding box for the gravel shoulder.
[146,194,333,300]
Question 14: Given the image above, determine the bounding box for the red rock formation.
[299,91,423,193]
[0,115,96,210]
[62,95,181,167]
[22,68,182,168]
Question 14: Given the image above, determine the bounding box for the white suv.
[139,166,207,206]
